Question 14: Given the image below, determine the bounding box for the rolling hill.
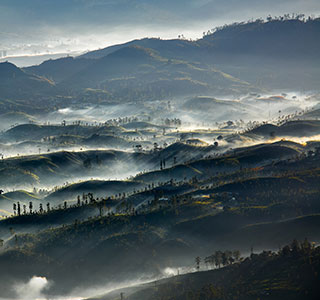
[247,120,320,138]
[0,62,54,99]
[60,45,251,99]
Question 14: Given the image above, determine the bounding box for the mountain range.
[0,18,319,116]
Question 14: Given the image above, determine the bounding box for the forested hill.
[200,17,320,60]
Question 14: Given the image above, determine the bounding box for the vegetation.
[113,240,320,300]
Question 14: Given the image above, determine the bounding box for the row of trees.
[13,201,51,216]
[203,14,319,37]
[280,238,315,257]
[195,239,315,273]
[195,250,241,271]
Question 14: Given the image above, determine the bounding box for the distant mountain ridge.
[1,18,319,108]
[80,18,320,61]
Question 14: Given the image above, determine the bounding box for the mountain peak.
[0,61,24,78]
[105,45,158,62]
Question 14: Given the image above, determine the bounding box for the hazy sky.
[0,0,319,57]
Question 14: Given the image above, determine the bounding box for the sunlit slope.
[246,120,320,138]
[135,141,305,183]
[45,180,144,202]
[0,150,151,189]
[0,124,126,143]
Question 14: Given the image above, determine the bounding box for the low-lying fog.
[0,91,319,209]
[45,92,319,125]
[1,92,318,133]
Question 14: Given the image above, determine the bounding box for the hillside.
[0,149,151,189]
[24,56,94,83]
[0,123,124,142]
[0,62,55,99]
[247,120,320,138]
[79,38,197,60]
[81,19,320,62]
[200,18,320,60]
[89,244,320,300]
[60,45,251,98]
[45,180,143,202]
[74,18,320,91]
[0,141,319,297]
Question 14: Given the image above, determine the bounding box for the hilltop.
[0,62,54,100]
[246,120,320,138]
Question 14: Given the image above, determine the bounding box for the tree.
[233,250,241,261]
[205,254,216,269]
[301,238,311,254]
[98,203,103,217]
[222,251,233,266]
[47,203,50,212]
[39,203,43,214]
[214,251,223,268]
[281,245,291,256]
[195,256,201,271]
[17,202,21,216]
[173,156,177,165]
[13,203,17,216]
[204,256,212,269]
[291,239,301,256]
[29,202,33,214]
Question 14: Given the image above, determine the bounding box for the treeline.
[195,250,241,271]
[203,14,320,37]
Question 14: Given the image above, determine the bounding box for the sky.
[0,0,319,62]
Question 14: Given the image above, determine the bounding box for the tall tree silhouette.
[195,256,201,271]
[17,202,21,216]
